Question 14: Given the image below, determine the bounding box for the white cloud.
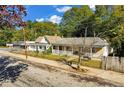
[56,6,72,13]
[36,18,44,22]
[48,15,62,24]
[89,5,96,11]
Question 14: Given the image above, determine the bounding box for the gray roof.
[13,41,35,46]
[52,37,109,47]
[35,35,61,44]
[45,35,61,44]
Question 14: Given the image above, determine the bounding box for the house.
[33,35,61,52]
[52,37,109,58]
[13,35,61,52]
[13,36,109,59]
[13,41,35,51]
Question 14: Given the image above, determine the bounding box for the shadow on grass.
[0,56,28,83]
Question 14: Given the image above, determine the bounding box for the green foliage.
[32,21,60,38]
[60,5,124,57]
[42,47,52,54]
[11,21,61,42]
[0,28,14,45]
[60,5,93,37]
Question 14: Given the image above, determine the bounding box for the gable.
[40,37,48,44]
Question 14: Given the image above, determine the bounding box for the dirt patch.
[69,73,119,86]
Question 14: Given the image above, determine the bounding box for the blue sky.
[23,5,95,24]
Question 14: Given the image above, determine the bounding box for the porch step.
[92,48,104,58]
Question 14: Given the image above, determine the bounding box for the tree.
[0,5,27,46]
[32,21,60,38]
[95,5,124,60]
[0,28,14,45]
[60,5,93,37]
[0,5,27,29]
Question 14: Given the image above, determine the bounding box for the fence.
[101,56,124,73]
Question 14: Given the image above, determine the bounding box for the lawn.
[12,50,69,62]
[12,50,101,69]
[67,58,101,68]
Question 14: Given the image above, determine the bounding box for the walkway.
[0,50,124,86]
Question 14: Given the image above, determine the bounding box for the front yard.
[11,50,101,69]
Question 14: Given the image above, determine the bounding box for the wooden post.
[90,47,93,58]
[64,46,66,55]
[77,47,81,69]
[23,28,28,59]
[36,42,39,55]
[58,46,59,55]
[72,46,74,55]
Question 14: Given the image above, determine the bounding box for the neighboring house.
[13,35,61,52]
[52,37,109,58]
[6,43,13,47]
[13,41,35,51]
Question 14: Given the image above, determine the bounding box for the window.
[39,46,42,49]
[53,46,56,49]
[59,46,63,50]
[66,46,72,51]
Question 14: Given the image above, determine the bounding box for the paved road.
[0,56,118,87]
[0,49,124,86]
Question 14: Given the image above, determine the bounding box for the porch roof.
[52,37,109,47]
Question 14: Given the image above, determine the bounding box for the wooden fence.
[101,56,124,73]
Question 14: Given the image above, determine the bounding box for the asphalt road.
[0,55,119,87]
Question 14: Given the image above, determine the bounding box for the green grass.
[0,46,8,48]
[12,51,101,69]
[81,60,101,68]
[69,58,101,68]
[13,51,69,62]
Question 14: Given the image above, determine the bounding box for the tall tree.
[0,5,27,45]
[60,5,93,37]
[32,21,60,38]
[0,5,27,29]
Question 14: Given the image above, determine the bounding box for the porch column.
[51,46,53,54]
[90,47,93,58]
[72,46,74,55]
[57,46,59,54]
[45,45,47,50]
[64,46,66,55]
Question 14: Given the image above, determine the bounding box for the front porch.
[52,46,73,56]
[52,45,101,57]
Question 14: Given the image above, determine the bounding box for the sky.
[23,5,95,24]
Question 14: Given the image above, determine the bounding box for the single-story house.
[13,35,61,52]
[13,41,35,50]
[33,35,61,52]
[13,36,109,58]
[52,37,109,58]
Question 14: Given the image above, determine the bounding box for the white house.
[52,37,109,59]
[13,36,109,59]
[33,35,61,52]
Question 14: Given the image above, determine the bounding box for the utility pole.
[23,28,28,59]
[77,26,88,69]
[34,29,39,55]
[83,26,88,51]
